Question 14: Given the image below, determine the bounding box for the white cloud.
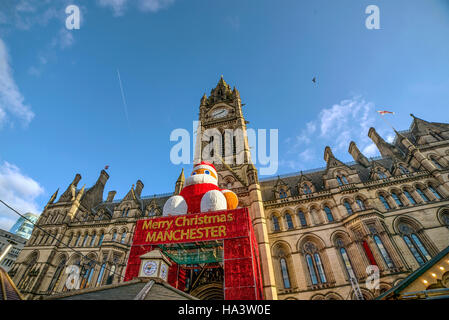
[0,161,44,230]
[52,28,75,49]
[363,143,379,157]
[0,38,35,128]
[98,0,175,16]
[386,134,395,143]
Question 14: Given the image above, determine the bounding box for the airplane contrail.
[117,69,130,125]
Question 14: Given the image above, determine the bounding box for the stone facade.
[9,78,449,300]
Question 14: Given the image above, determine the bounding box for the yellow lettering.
[146,231,157,242]
[142,220,152,230]
[219,225,226,237]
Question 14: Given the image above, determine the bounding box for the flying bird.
[312,77,317,84]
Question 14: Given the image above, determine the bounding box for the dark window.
[272,216,280,231]
[356,198,366,211]
[379,195,391,210]
[324,206,334,222]
[298,210,307,227]
[403,190,416,205]
[280,258,291,289]
[373,235,394,268]
[416,187,429,202]
[344,201,353,215]
[391,192,404,207]
[285,214,294,230]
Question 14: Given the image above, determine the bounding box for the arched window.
[343,201,353,215]
[403,190,416,205]
[221,133,226,157]
[298,210,307,227]
[341,175,349,185]
[98,233,104,246]
[428,185,442,200]
[324,206,334,222]
[356,198,366,211]
[120,231,127,244]
[106,264,116,285]
[89,233,96,247]
[336,176,343,186]
[96,263,106,287]
[391,192,404,207]
[337,242,356,280]
[430,157,442,169]
[373,235,394,268]
[80,261,95,289]
[125,208,130,217]
[441,212,449,227]
[74,234,81,247]
[379,195,391,210]
[377,170,387,179]
[285,214,294,230]
[272,216,280,231]
[399,165,409,175]
[303,184,312,195]
[304,242,327,285]
[47,257,66,293]
[398,223,431,265]
[280,258,291,289]
[111,231,117,241]
[416,187,429,202]
[81,234,89,247]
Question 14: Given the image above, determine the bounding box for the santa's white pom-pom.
[163,195,188,216]
[200,190,227,213]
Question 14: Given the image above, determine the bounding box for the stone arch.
[307,203,325,225]
[310,294,325,300]
[325,292,344,300]
[351,287,374,300]
[272,241,296,290]
[436,206,449,227]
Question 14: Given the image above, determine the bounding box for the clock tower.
[193,77,278,299]
[139,248,171,282]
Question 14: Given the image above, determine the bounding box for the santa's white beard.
[185,174,218,187]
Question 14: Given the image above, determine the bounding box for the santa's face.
[185,167,218,187]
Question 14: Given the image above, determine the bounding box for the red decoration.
[363,241,377,266]
[124,208,263,300]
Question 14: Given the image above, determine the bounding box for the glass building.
[9,213,39,240]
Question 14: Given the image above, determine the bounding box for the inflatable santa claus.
[163,161,238,216]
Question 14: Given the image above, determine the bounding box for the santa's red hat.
[193,161,217,177]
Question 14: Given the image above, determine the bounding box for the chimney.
[97,170,109,186]
[348,141,370,167]
[135,180,144,198]
[73,173,82,187]
[324,146,334,163]
[107,191,117,202]
[368,127,403,159]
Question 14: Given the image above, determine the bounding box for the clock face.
[143,261,158,276]
[160,263,168,280]
[211,108,229,119]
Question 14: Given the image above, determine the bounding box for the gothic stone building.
[9,78,449,300]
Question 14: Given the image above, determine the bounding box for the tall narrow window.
[342,175,349,185]
[82,234,89,247]
[125,208,130,217]
[232,136,237,155]
[280,258,291,289]
[304,242,327,285]
[339,247,356,279]
[47,258,66,293]
[221,133,226,157]
[120,231,127,244]
[324,206,334,222]
[121,209,126,217]
[403,190,416,205]
[428,185,442,200]
[98,233,104,246]
[356,198,366,211]
[391,192,404,207]
[96,263,106,287]
[379,195,391,210]
[411,234,431,261]
[306,254,318,285]
[403,235,425,265]
[66,234,73,246]
[314,253,327,283]
[373,235,394,268]
[285,214,294,230]
[416,187,429,202]
[74,234,81,247]
[344,201,353,215]
[430,158,442,169]
[298,210,307,227]
[336,176,343,186]
[89,234,96,247]
[272,216,280,231]
[112,231,117,241]
[209,136,214,157]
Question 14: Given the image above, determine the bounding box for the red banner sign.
[132,209,249,245]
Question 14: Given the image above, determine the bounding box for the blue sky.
[1,0,449,229]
